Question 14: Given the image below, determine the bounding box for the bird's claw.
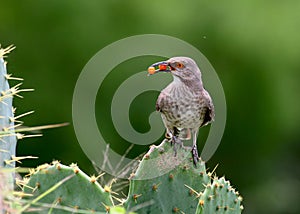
[165,132,189,157]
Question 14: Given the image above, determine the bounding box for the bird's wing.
[200,90,215,127]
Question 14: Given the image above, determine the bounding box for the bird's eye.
[176,62,184,69]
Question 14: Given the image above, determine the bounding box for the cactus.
[20,161,113,213]
[0,45,18,191]
[196,177,244,214]
[124,141,210,213]
[21,161,114,213]
[21,142,243,214]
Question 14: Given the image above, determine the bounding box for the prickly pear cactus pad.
[0,45,18,195]
[196,177,243,214]
[125,141,210,214]
[0,46,17,170]
[22,162,114,213]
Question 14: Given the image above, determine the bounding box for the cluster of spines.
[0,45,36,172]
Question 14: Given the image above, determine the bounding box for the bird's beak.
[147,61,172,75]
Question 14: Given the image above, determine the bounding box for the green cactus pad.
[0,48,17,169]
[196,177,243,214]
[23,162,114,213]
[0,46,18,192]
[125,141,210,214]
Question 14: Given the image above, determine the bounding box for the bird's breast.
[157,85,207,129]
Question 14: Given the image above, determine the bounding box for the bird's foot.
[191,145,199,167]
[164,132,185,156]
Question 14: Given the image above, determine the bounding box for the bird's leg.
[164,128,184,156]
[191,145,199,166]
[191,130,199,166]
[170,127,183,156]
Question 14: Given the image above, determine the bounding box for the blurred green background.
[1,1,300,213]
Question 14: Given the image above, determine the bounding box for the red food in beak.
[159,64,167,71]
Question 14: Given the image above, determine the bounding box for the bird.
[148,56,215,166]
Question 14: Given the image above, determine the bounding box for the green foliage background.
[1,1,300,213]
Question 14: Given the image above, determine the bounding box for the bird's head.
[148,56,202,83]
